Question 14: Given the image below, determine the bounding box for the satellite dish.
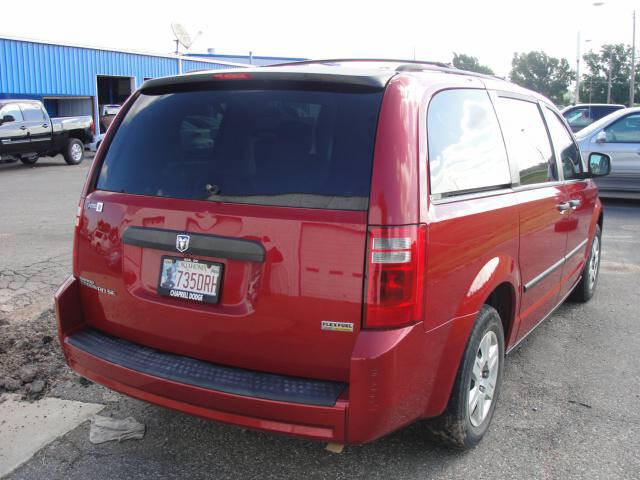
[172,22,193,53]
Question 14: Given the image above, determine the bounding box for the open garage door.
[96,75,134,134]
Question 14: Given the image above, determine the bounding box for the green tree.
[509,51,574,105]
[452,53,494,75]
[579,43,639,105]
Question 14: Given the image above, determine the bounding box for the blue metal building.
[0,36,244,135]
[185,52,306,66]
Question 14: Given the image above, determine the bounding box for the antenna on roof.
[171,22,202,55]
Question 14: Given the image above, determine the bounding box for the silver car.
[575,107,640,198]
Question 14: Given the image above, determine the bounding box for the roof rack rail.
[394,62,506,82]
[270,58,453,69]
[269,57,507,83]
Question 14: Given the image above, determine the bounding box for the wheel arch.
[456,255,519,326]
[423,257,519,417]
[68,130,89,144]
[597,207,604,230]
[484,282,517,347]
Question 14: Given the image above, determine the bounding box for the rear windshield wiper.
[205,184,221,196]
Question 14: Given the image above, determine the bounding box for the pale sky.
[3,0,638,76]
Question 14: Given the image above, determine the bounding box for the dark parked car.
[56,60,610,449]
[562,103,626,133]
[0,99,93,165]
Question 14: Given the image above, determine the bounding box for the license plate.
[157,256,223,304]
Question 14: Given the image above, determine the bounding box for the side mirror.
[0,114,15,125]
[588,152,611,177]
[595,131,607,143]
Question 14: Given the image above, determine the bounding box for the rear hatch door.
[76,75,385,382]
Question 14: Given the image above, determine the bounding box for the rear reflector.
[73,198,85,276]
[364,225,426,329]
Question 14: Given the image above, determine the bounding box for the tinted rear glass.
[96,87,383,210]
[593,106,622,118]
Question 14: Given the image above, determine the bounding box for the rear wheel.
[64,138,84,165]
[570,224,602,303]
[426,305,504,449]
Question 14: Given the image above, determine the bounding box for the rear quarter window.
[427,89,512,197]
[96,87,383,210]
[20,103,45,122]
[594,106,622,118]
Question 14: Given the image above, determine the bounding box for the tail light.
[90,117,95,136]
[364,225,427,329]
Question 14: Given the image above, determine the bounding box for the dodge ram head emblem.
[176,234,190,253]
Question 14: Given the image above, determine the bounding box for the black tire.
[63,138,84,165]
[570,224,602,303]
[20,156,39,165]
[426,305,505,449]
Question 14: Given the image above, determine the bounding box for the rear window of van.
[96,86,383,210]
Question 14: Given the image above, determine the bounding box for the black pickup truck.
[0,99,93,165]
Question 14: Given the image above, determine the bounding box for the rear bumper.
[66,335,347,441]
[56,276,456,444]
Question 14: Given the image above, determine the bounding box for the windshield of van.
[96,87,383,210]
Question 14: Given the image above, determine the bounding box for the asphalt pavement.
[1,156,639,480]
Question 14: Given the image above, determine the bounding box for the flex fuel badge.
[321,321,354,332]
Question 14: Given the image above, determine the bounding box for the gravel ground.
[1,157,639,479]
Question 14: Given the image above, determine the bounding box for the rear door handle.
[568,199,582,209]
[42,124,49,128]
[19,125,27,130]
[556,202,570,212]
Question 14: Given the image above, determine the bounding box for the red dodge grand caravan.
[55,60,611,448]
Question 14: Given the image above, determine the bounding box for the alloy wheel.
[468,330,499,427]
[71,143,82,162]
[588,235,600,291]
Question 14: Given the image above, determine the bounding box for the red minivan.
[55,60,611,448]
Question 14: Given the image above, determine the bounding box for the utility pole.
[576,31,581,104]
[631,10,636,107]
[607,55,613,103]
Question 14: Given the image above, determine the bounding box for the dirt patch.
[0,309,74,399]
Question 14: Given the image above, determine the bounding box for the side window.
[543,107,584,180]
[427,89,511,196]
[602,113,640,143]
[0,104,24,123]
[20,103,45,122]
[495,97,556,185]
[565,107,592,130]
